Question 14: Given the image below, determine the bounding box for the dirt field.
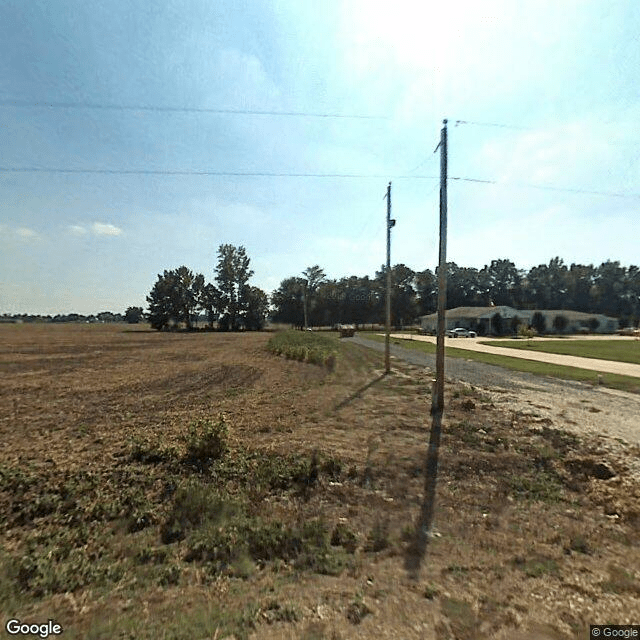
[1,324,639,639]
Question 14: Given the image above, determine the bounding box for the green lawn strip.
[479,339,640,365]
[360,334,640,393]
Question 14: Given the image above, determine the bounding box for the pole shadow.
[333,374,386,411]
[404,405,443,580]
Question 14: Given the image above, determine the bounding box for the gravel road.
[350,335,640,452]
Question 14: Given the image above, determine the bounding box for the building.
[419,306,618,335]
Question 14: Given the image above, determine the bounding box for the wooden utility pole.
[434,120,448,415]
[385,182,395,373]
[405,119,449,574]
[302,279,309,330]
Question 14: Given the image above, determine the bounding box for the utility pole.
[385,182,395,374]
[434,120,448,415]
[302,279,309,330]
[405,120,449,575]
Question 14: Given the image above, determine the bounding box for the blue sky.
[1,0,639,314]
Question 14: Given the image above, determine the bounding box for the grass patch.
[482,339,640,365]
[360,334,640,393]
[507,470,564,503]
[267,330,338,369]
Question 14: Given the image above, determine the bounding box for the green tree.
[479,259,521,307]
[243,286,269,330]
[270,277,306,326]
[124,306,144,324]
[302,265,327,326]
[415,269,437,315]
[215,245,254,331]
[146,267,205,330]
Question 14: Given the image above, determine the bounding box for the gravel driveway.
[350,335,640,451]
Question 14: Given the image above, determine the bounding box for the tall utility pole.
[434,120,448,415]
[385,182,395,373]
[302,279,309,330]
[406,119,448,575]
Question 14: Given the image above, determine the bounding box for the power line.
[454,119,532,130]
[0,166,436,179]
[450,176,640,198]
[0,99,386,120]
[1,165,638,198]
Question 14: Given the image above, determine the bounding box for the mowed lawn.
[483,339,640,365]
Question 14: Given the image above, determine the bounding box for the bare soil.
[1,324,639,639]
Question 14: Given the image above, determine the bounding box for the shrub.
[518,324,537,339]
[531,312,546,334]
[553,314,568,334]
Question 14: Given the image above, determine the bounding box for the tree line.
[145,244,268,331]
[270,258,640,328]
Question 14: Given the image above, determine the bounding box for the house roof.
[420,307,617,322]
[420,306,519,320]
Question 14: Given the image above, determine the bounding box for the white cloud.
[91,222,123,236]
[15,227,38,239]
[69,225,88,236]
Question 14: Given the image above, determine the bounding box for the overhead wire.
[0,99,387,120]
[1,165,637,199]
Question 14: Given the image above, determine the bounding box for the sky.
[1,0,639,315]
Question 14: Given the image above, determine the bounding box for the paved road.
[386,334,640,378]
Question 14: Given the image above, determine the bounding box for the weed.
[161,482,236,544]
[507,471,564,503]
[365,518,390,552]
[262,599,300,624]
[423,583,439,599]
[568,535,591,555]
[346,596,372,624]
[331,523,358,553]
[601,565,640,595]
[183,415,229,467]
[513,555,560,578]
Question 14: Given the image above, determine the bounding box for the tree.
[479,259,521,307]
[270,277,306,326]
[302,265,326,326]
[243,286,269,330]
[524,258,568,309]
[199,283,223,328]
[146,267,205,331]
[415,269,437,316]
[510,315,522,335]
[553,314,568,334]
[215,245,254,331]
[375,264,416,328]
[124,306,144,324]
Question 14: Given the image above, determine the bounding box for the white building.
[420,306,617,335]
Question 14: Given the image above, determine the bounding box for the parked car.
[445,327,476,338]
